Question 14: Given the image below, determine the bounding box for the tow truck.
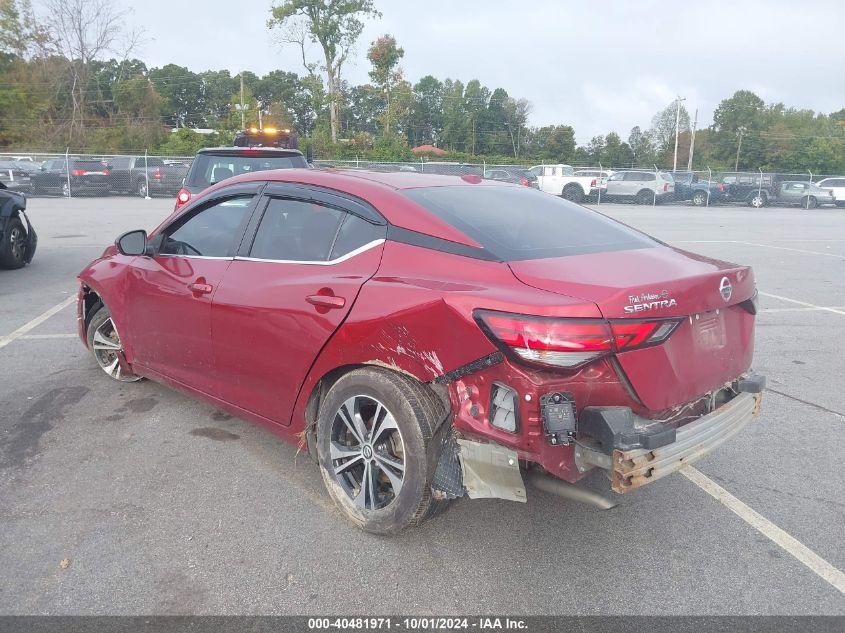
[174,127,310,210]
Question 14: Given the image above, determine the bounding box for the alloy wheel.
[61,182,70,197]
[329,395,405,510]
[91,317,140,382]
[138,181,148,197]
[8,226,24,263]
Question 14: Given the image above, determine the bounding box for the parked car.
[528,164,598,202]
[483,167,537,188]
[107,155,190,197]
[815,177,845,207]
[768,181,836,208]
[0,160,34,193]
[603,170,675,204]
[30,158,111,197]
[671,171,730,206]
[573,168,614,190]
[78,169,764,534]
[719,172,776,208]
[0,181,36,269]
[176,145,308,210]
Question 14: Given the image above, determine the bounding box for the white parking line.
[681,466,845,595]
[738,241,845,260]
[0,296,76,350]
[760,292,845,317]
[20,333,78,339]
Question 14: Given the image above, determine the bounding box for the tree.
[503,96,531,158]
[628,126,656,167]
[710,90,767,168]
[149,64,204,127]
[269,0,381,143]
[529,125,575,163]
[1,0,49,57]
[408,75,443,147]
[649,100,690,159]
[41,0,139,143]
[367,34,403,135]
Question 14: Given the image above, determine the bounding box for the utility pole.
[384,87,391,136]
[239,74,246,129]
[735,126,746,171]
[687,108,698,171]
[672,95,686,171]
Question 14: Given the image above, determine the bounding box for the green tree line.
[1,0,844,172]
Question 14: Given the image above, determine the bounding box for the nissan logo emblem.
[719,276,733,302]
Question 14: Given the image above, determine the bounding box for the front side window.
[249,198,344,261]
[160,196,253,257]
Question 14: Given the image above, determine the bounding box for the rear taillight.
[103,169,110,176]
[153,169,162,181]
[590,178,597,187]
[71,169,85,176]
[475,310,681,369]
[175,188,191,210]
[519,177,529,186]
[663,183,669,192]
[717,183,725,192]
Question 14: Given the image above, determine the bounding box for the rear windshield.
[402,186,657,261]
[187,152,307,187]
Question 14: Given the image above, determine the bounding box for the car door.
[122,183,261,392]
[605,171,626,196]
[210,184,387,425]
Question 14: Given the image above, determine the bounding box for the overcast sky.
[122,0,843,143]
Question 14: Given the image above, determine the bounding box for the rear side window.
[161,196,253,257]
[249,198,344,261]
[187,153,307,188]
[73,160,108,171]
[402,186,657,261]
[331,214,384,259]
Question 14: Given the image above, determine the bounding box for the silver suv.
[604,170,675,204]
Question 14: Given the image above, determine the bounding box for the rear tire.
[137,179,148,198]
[802,196,818,209]
[316,367,447,535]
[692,191,707,206]
[749,192,767,208]
[0,216,27,269]
[61,182,70,198]
[636,189,653,205]
[561,184,583,203]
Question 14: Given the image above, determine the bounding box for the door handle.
[189,282,213,295]
[306,294,346,309]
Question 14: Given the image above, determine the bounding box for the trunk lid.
[508,245,757,411]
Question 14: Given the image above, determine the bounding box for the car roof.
[196,147,304,156]
[180,168,521,248]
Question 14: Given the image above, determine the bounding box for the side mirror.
[116,230,148,256]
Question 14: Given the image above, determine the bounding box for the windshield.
[402,185,657,261]
[187,152,307,187]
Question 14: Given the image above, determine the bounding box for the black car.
[106,155,190,197]
[176,145,308,209]
[0,182,37,269]
[719,172,777,208]
[31,158,111,197]
[672,171,730,206]
[483,167,538,188]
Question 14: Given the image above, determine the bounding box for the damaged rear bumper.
[575,389,763,493]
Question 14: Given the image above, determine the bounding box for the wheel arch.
[298,362,450,463]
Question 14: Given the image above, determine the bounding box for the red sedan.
[77,169,764,534]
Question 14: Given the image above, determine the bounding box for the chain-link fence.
[2,151,842,209]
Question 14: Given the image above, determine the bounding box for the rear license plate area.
[693,309,726,350]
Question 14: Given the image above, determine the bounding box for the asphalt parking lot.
[1,196,843,615]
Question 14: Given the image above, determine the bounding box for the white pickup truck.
[527,164,599,202]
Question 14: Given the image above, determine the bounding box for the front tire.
[316,367,446,534]
[86,307,141,382]
[61,182,71,197]
[802,196,818,209]
[137,179,148,198]
[692,191,707,206]
[0,216,27,269]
